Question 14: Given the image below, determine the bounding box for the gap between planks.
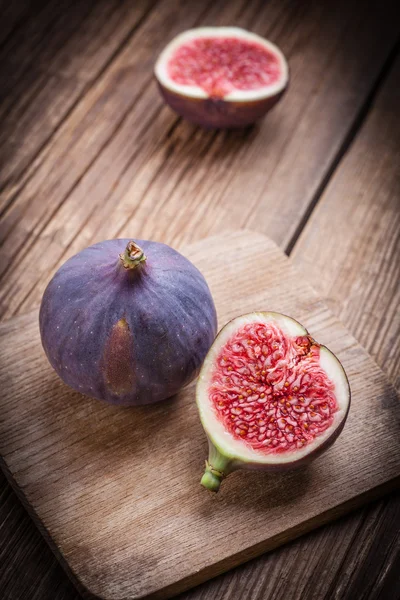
[285,37,400,256]
[0,0,281,308]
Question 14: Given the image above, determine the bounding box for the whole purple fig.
[40,239,217,406]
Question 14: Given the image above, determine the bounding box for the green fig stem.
[119,241,147,270]
[201,441,233,492]
[201,461,225,492]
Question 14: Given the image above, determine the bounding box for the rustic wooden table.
[0,1,399,599]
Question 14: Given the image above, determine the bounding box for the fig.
[196,312,350,491]
[39,239,217,406]
[155,27,289,129]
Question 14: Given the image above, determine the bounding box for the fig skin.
[39,239,218,406]
[157,82,287,129]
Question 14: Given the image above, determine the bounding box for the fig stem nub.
[120,241,147,270]
[201,460,225,492]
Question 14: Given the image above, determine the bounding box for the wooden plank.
[0,0,157,199]
[1,4,399,600]
[0,0,215,210]
[320,493,400,600]
[0,472,79,600]
[292,56,400,391]
[181,491,400,600]
[0,0,222,304]
[0,0,36,46]
[178,49,400,600]
[0,0,399,322]
[4,474,397,600]
[0,231,398,600]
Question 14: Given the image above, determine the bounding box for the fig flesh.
[196,312,350,491]
[40,239,217,406]
[155,27,289,128]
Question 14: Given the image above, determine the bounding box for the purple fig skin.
[39,239,218,406]
[157,82,287,129]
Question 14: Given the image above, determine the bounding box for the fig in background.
[155,27,289,128]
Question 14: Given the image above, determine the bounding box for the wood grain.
[0,0,156,199]
[292,55,400,392]
[0,0,34,46]
[0,0,262,290]
[179,48,400,600]
[1,0,399,321]
[0,231,398,600]
[0,474,80,600]
[176,491,400,600]
[1,2,399,599]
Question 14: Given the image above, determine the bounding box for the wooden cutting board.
[0,231,399,600]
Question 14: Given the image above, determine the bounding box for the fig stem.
[201,441,233,492]
[119,241,147,270]
[201,461,224,492]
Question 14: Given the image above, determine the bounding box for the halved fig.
[155,27,289,128]
[196,312,350,491]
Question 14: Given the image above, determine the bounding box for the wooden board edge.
[1,229,399,600]
[2,442,399,600]
[146,478,400,600]
[0,453,99,600]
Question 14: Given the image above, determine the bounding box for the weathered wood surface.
[182,42,400,600]
[1,0,399,319]
[0,0,399,598]
[0,231,399,600]
[0,0,156,200]
[292,56,400,393]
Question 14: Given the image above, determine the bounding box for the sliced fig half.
[155,27,289,128]
[196,312,350,491]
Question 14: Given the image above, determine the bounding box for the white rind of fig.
[196,312,351,492]
[155,27,289,128]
